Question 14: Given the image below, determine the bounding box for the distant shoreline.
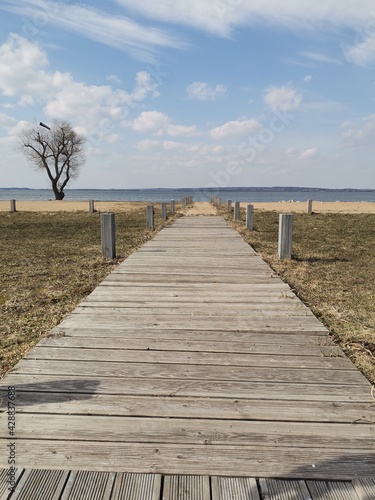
[1,186,374,192]
[1,200,375,214]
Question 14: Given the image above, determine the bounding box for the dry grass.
[0,205,179,378]
[219,207,375,385]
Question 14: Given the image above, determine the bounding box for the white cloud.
[209,119,261,140]
[187,82,227,101]
[264,84,302,112]
[0,35,161,138]
[114,0,375,38]
[166,124,199,137]
[132,111,199,137]
[133,111,169,133]
[298,148,319,160]
[0,0,185,62]
[344,37,375,66]
[303,75,313,83]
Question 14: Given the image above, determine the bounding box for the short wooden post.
[278,213,293,260]
[227,200,232,212]
[146,205,154,230]
[246,204,254,230]
[234,201,240,221]
[10,199,16,213]
[170,199,175,214]
[161,201,167,221]
[307,199,313,215]
[89,200,95,213]
[101,213,116,259]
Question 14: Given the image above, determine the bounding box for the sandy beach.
[1,199,375,214]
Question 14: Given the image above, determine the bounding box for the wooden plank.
[24,347,354,370]
[9,415,375,450]
[49,327,328,341]
[7,393,374,424]
[6,441,375,478]
[352,478,375,500]
[111,473,161,500]
[3,374,372,402]
[211,477,260,500]
[0,468,23,500]
[39,336,343,357]
[60,470,115,500]
[259,478,311,499]
[78,302,312,314]
[9,359,367,385]
[60,314,328,332]
[10,469,69,500]
[306,480,360,500]
[163,475,210,500]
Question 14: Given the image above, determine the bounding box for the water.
[1,187,375,203]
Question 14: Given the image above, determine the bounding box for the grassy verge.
[219,207,375,385]
[0,204,179,378]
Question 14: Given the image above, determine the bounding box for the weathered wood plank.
[0,468,23,500]
[306,480,360,500]
[9,414,375,449]
[5,440,375,479]
[48,327,328,341]
[259,478,311,500]
[352,477,375,500]
[3,374,372,402]
[60,314,327,332]
[163,475,210,500]
[10,469,69,500]
[39,336,343,357]
[211,477,260,500]
[9,359,367,385]
[6,393,374,424]
[60,470,115,500]
[24,347,354,370]
[111,473,161,500]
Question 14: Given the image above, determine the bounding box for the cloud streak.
[115,0,375,37]
[0,0,185,62]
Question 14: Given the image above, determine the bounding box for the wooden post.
[161,201,167,221]
[227,200,232,212]
[234,201,240,221]
[146,205,154,230]
[246,204,254,230]
[307,199,313,215]
[278,213,293,260]
[89,200,95,213]
[170,199,175,214]
[10,199,16,213]
[101,213,116,259]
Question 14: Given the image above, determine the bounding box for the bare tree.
[19,120,86,200]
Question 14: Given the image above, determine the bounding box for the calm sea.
[1,187,375,203]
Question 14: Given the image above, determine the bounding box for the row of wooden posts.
[226,199,315,260]
[7,197,193,214]
[102,199,182,259]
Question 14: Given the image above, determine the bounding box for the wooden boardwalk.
[1,215,374,499]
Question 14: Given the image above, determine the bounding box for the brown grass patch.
[219,207,375,385]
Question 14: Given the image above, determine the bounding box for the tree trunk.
[52,182,65,200]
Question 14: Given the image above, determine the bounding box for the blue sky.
[0,0,374,189]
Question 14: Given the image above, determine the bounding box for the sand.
[0,200,375,214]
